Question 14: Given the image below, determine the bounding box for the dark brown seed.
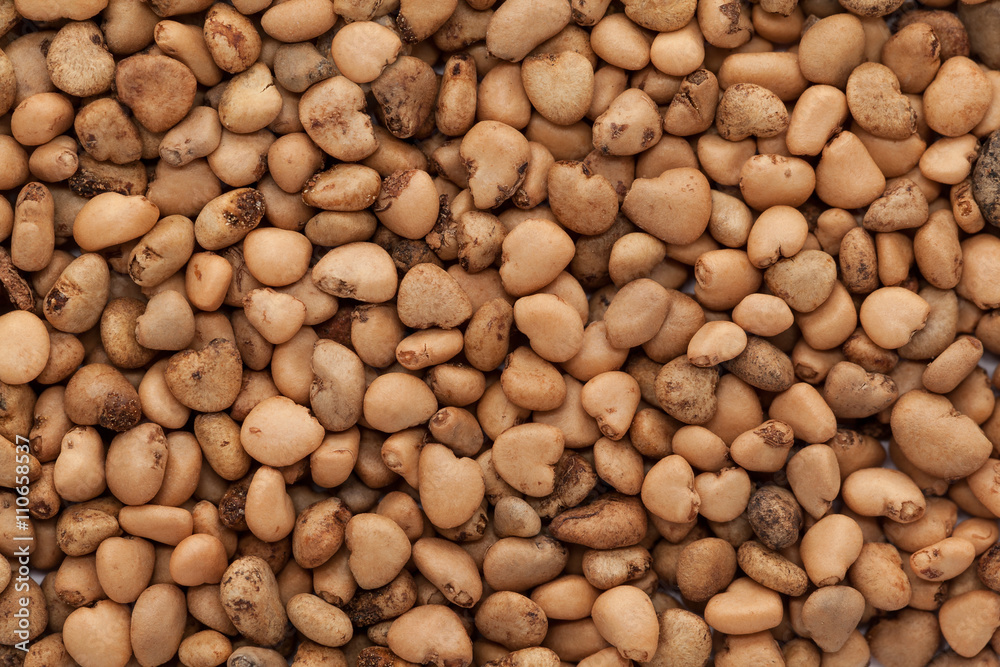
[973,129,1000,227]
[747,485,803,551]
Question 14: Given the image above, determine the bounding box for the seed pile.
[0,0,1000,665]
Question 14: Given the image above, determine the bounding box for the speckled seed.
[722,336,795,393]
[164,338,243,412]
[45,21,115,98]
[549,494,647,550]
[763,249,837,313]
[973,130,1000,228]
[846,63,917,140]
[729,420,794,473]
[747,485,802,551]
[593,89,663,156]
[697,0,752,48]
[864,178,929,233]
[736,540,808,596]
[716,84,789,141]
[822,361,897,419]
[203,3,262,74]
[299,76,379,162]
[219,556,287,646]
[654,356,719,425]
[664,69,720,136]
[475,591,548,650]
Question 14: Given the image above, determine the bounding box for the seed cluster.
[1,0,1000,666]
